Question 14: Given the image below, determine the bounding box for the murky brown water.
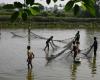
[0,29,100,80]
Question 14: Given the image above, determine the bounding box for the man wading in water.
[44,36,54,51]
[75,31,80,42]
[27,46,34,69]
[71,41,78,61]
[91,37,98,57]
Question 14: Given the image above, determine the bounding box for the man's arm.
[32,52,35,59]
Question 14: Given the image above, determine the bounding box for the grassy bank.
[0,21,100,30]
[0,16,100,29]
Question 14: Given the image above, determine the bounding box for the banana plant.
[11,0,42,22]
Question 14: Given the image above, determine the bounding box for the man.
[71,41,77,61]
[75,31,80,42]
[92,37,98,57]
[27,46,34,69]
[44,36,54,51]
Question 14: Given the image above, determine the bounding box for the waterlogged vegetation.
[0,21,100,29]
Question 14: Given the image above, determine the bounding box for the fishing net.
[30,31,74,44]
[46,39,74,61]
[10,31,27,38]
[62,44,94,61]
[30,32,47,40]
[11,31,74,43]
[53,37,74,43]
[80,46,93,56]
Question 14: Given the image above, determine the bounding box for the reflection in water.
[26,69,34,80]
[70,63,78,80]
[88,56,97,77]
[91,57,97,77]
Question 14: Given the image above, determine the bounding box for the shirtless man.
[27,46,34,69]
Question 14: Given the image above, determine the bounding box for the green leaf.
[2,4,14,9]
[32,6,40,12]
[24,9,32,16]
[26,0,34,5]
[22,11,28,21]
[74,4,80,15]
[46,0,51,4]
[30,6,40,15]
[82,0,94,6]
[14,2,23,8]
[64,1,75,11]
[81,3,86,11]
[84,4,96,16]
[53,0,57,3]
[11,11,19,22]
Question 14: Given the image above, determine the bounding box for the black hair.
[94,37,96,40]
[27,46,30,50]
[51,36,53,38]
[78,31,80,33]
[73,41,75,44]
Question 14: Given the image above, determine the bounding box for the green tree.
[64,0,96,17]
[2,4,14,9]
[10,0,96,21]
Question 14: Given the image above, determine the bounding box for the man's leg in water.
[47,44,49,51]
[28,62,30,69]
[28,60,32,69]
[94,49,97,57]
[30,62,33,69]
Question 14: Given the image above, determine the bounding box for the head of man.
[50,36,53,39]
[94,37,97,40]
[27,46,31,50]
[77,31,80,34]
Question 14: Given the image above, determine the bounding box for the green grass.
[0,21,100,30]
[0,14,100,30]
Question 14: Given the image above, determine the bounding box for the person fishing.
[27,46,34,69]
[71,41,78,61]
[76,41,80,53]
[44,36,54,51]
[75,31,80,42]
[91,37,98,57]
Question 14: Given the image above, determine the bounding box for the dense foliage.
[3,0,97,22]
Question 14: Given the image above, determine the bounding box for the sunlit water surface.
[0,29,100,80]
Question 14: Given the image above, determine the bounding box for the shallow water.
[0,29,100,80]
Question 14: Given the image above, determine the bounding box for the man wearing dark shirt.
[44,36,54,51]
[92,37,98,57]
[75,31,80,42]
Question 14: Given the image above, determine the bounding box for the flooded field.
[0,29,100,80]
